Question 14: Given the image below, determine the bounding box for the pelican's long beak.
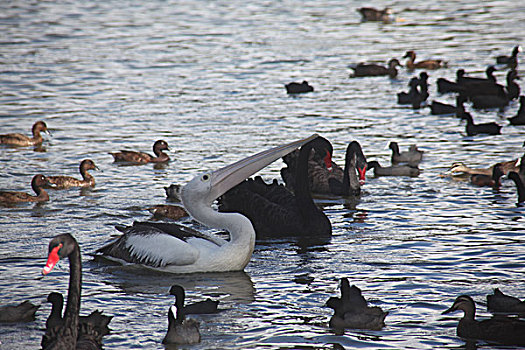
[210,134,318,198]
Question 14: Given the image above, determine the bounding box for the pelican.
[97,135,317,273]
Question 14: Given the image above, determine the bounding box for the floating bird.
[397,77,422,105]
[148,204,188,220]
[403,50,445,70]
[326,278,388,330]
[285,81,314,94]
[487,288,525,315]
[508,171,525,205]
[495,45,521,69]
[41,234,111,350]
[447,160,518,177]
[0,174,51,204]
[164,184,182,201]
[97,135,316,273]
[459,112,502,136]
[109,140,170,164]
[437,71,467,94]
[356,7,393,22]
[429,95,466,116]
[457,66,497,86]
[443,295,525,346]
[505,70,521,101]
[0,300,39,323]
[280,138,367,196]
[350,58,401,78]
[0,121,50,146]
[169,285,219,315]
[367,161,420,177]
[45,159,99,189]
[470,163,504,187]
[162,288,200,345]
[218,136,332,238]
[389,142,423,166]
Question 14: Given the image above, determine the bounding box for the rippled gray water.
[1,0,524,349]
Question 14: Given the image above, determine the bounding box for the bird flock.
[1,5,525,348]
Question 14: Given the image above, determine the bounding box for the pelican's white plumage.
[98,134,317,273]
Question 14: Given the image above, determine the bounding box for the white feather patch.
[125,233,199,267]
[170,305,178,318]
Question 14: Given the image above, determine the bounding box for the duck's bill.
[211,134,318,197]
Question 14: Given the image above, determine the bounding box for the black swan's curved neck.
[294,142,317,212]
[63,242,81,333]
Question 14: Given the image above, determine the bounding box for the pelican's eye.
[201,173,211,182]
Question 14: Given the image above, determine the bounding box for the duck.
[505,69,521,101]
[350,58,401,78]
[162,289,201,345]
[280,138,367,196]
[326,278,388,330]
[0,174,51,204]
[45,159,99,189]
[0,121,50,146]
[367,160,420,177]
[487,288,525,315]
[148,204,188,220]
[109,140,170,164]
[429,95,466,115]
[97,135,317,273]
[496,45,521,69]
[403,50,445,70]
[470,163,504,187]
[459,112,502,136]
[218,136,332,238]
[469,70,519,109]
[169,285,219,315]
[41,233,112,350]
[508,96,525,125]
[45,292,112,338]
[285,81,314,94]
[397,77,424,107]
[442,295,525,346]
[164,184,182,201]
[447,160,518,177]
[356,7,393,22]
[389,142,423,166]
[508,171,525,205]
[457,66,497,86]
[0,300,40,323]
[437,72,467,94]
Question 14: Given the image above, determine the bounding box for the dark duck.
[41,234,112,350]
[326,278,388,330]
[469,163,504,187]
[109,140,170,164]
[350,58,401,78]
[429,95,466,115]
[162,285,200,345]
[367,161,420,177]
[508,171,525,205]
[459,112,502,136]
[285,81,314,94]
[356,7,393,22]
[0,300,39,323]
[443,295,525,346]
[469,70,519,109]
[495,45,521,69]
[45,159,99,189]
[403,50,445,70]
[487,288,525,316]
[168,285,219,315]
[389,142,423,166]
[0,174,51,204]
[218,136,333,239]
[0,121,50,146]
[280,138,367,196]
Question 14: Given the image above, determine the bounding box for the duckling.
[0,174,51,204]
[285,80,314,94]
[447,160,518,177]
[356,7,393,22]
[0,121,49,146]
[109,140,170,164]
[389,142,423,166]
[162,286,201,345]
[367,161,420,177]
[148,204,188,220]
[169,285,219,315]
[45,159,99,189]
[495,45,521,69]
[508,96,525,125]
[350,58,401,78]
[442,295,525,346]
[164,184,182,202]
[459,112,502,136]
[470,163,504,187]
[326,278,388,331]
[487,288,525,316]
[508,171,525,205]
[403,50,445,70]
[0,300,40,323]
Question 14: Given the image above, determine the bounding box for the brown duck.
[403,50,445,70]
[109,140,170,164]
[46,159,99,189]
[148,204,188,220]
[447,160,518,177]
[0,174,51,203]
[0,121,49,146]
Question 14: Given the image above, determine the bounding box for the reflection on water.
[1,0,525,349]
